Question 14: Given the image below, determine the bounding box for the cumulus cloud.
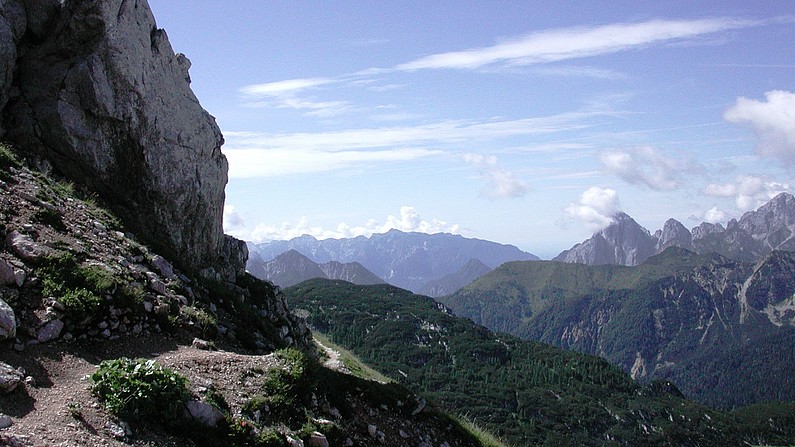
[703,206,726,224]
[724,90,795,167]
[597,146,699,190]
[563,187,621,232]
[463,153,529,198]
[235,207,460,243]
[398,18,760,71]
[705,174,791,210]
[223,205,246,232]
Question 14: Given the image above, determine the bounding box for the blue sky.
[148,1,795,258]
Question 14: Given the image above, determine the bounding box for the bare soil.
[1,333,282,446]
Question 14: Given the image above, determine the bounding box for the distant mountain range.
[247,229,537,293]
[440,247,795,409]
[555,192,795,266]
[247,249,384,288]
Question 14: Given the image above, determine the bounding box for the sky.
[147,1,795,259]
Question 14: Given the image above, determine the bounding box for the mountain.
[248,249,384,288]
[441,247,795,409]
[555,193,795,267]
[555,212,657,265]
[248,230,538,292]
[418,258,492,297]
[284,278,795,446]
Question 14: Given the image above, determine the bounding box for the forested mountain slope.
[440,247,795,409]
[284,278,795,446]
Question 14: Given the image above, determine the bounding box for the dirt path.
[0,335,281,446]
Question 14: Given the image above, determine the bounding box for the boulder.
[2,0,234,274]
[37,318,64,342]
[0,258,16,286]
[150,254,175,279]
[6,231,50,261]
[306,432,329,447]
[185,399,224,427]
[0,298,15,340]
[0,361,23,393]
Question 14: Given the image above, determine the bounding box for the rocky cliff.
[556,193,795,266]
[0,0,240,279]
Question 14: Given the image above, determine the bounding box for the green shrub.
[242,348,317,428]
[0,143,20,181]
[59,288,102,323]
[182,305,218,337]
[37,253,134,324]
[226,418,285,447]
[90,357,191,424]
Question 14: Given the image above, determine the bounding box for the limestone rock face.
[1,0,234,275]
[554,212,656,266]
[655,218,692,252]
[0,0,25,136]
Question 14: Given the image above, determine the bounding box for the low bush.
[90,357,191,424]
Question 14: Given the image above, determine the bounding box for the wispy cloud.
[240,77,352,116]
[223,109,611,178]
[531,65,628,80]
[598,146,702,190]
[463,154,529,198]
[724,90,795,168]
[397,18,761,71]
[240,77,336,96]
[563,186,622,232]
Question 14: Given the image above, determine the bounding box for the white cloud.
[239,77,352,116]
[223,205,246,232]
[724,90,795,167]
[239,207,460,243]
[222,109,608,178]
[531,65,628,80]
[703,206,726,224]
[705,174,791,210]
[397,18,760,71]
[224,146,440,178]
[597,146,699,190]
[463,153,529,198]
[240,78,335,96]
[563,187,621,232]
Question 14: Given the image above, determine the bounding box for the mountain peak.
[559,193,795,266]
[555,211,655,266]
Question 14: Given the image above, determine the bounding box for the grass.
[312,332,393,383]
[449,413,512,447]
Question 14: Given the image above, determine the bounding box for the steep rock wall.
[0,0,242,279]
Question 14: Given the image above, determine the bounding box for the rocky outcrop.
[655,218,692,252]
[0,0,239,278]
[557,193,795,266]
[0,149,311,352]
[555,212,657,265]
